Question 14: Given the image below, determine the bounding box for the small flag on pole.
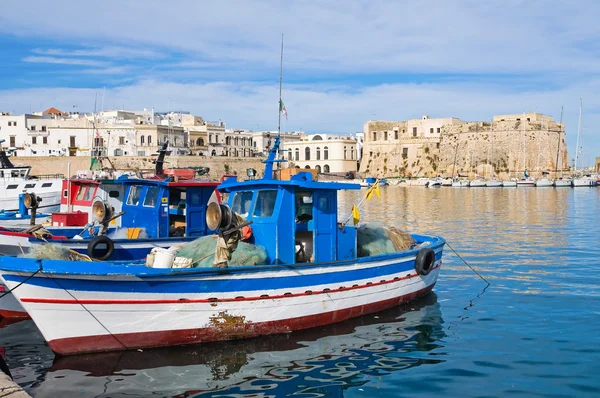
[351,204,360,225]
[279,99,288,120]
[366,180,380,200]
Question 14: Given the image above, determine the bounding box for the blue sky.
[1,0,599,165]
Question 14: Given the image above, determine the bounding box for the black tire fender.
[87,235,115,260]
[414,248,435,276]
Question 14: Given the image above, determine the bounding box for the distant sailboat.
[572,99,598,187]
[486,120,502,187]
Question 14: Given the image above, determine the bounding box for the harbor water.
[1,186,599,397]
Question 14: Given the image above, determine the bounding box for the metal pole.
[277,33,284,136]
[555,106,563,177]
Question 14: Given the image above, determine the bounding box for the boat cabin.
[120,179,219,238]
[219,172,361,265]
[51,179,125,227]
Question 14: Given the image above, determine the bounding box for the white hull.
[553,179,572,187]
[451,180,470,187]
[485,180,502,187]
[1,244,443,355]
[572,178,598,187]
[535,178,554,187]
[502,180,517,187]
[469,180,486,187]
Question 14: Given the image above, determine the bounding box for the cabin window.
[42,182,52,188]
[232,191,254,215]
[84,186,95,201]
[127,185,143,206]
[144,186,160,207]
[76,187,87,201]
[25,183,36,188]
[109,190,120,198]
[318,197,330,212]
[253,190,278,218]
[295,192,313,221]
[6,185,18,189]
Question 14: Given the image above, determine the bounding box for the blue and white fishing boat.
[0,142,219,260]
[0,177,219,260]
[0,135,445,355]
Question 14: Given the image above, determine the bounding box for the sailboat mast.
[555,106,563,177]
[451,142,458,180]
[490,119,495,178]
[575,98,582,172]
[277,34,284,136]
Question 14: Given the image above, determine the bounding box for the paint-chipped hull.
[0,235,444,356]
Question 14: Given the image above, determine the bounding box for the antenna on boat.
[277,33,283,140]
[263,34,287,179]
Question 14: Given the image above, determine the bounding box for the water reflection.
[33,294,444,397]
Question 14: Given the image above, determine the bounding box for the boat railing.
[29,173,65,180]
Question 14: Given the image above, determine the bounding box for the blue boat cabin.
[219,172,361,265]
[120,179,219,238]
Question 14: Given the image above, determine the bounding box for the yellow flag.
[352,204,360,225]
[366,180,380,200]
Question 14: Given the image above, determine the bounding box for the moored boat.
[0,144,63,213]
[553,178,572,187]
[0,136,445,356]
[572,175,598,187]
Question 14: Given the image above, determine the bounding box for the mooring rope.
[445,241,490,286]
[0,266,42,299]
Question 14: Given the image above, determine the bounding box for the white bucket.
[152,248,175,268]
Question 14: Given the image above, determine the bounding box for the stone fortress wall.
[359,113,568,179]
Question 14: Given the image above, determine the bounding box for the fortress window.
[305,147,311,161]
[316,147,321,160]
[430,128,434,134]
[395,131,398,139]
[324,146,329,160]
[412,127,417,137]
[295,148,299,161]
[384,131,388,140]
[437,128,441,133]
[403,148,408,156]
[372,132,377,141]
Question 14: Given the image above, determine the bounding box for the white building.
[284,133,358,175]
[250,131,305,157]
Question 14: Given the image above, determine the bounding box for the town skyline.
[1,0,599,166]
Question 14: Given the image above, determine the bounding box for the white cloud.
[31,46,161,59]
[23,56,109,67]
[3,0,600,74]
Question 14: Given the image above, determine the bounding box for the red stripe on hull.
[0,309,30,320]
[22,264,440,306]
[48,283,435,356]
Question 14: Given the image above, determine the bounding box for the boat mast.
[555,106,563,177]
[451,141,458,180]
[277,33,284,138]
[574,98,582,172]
